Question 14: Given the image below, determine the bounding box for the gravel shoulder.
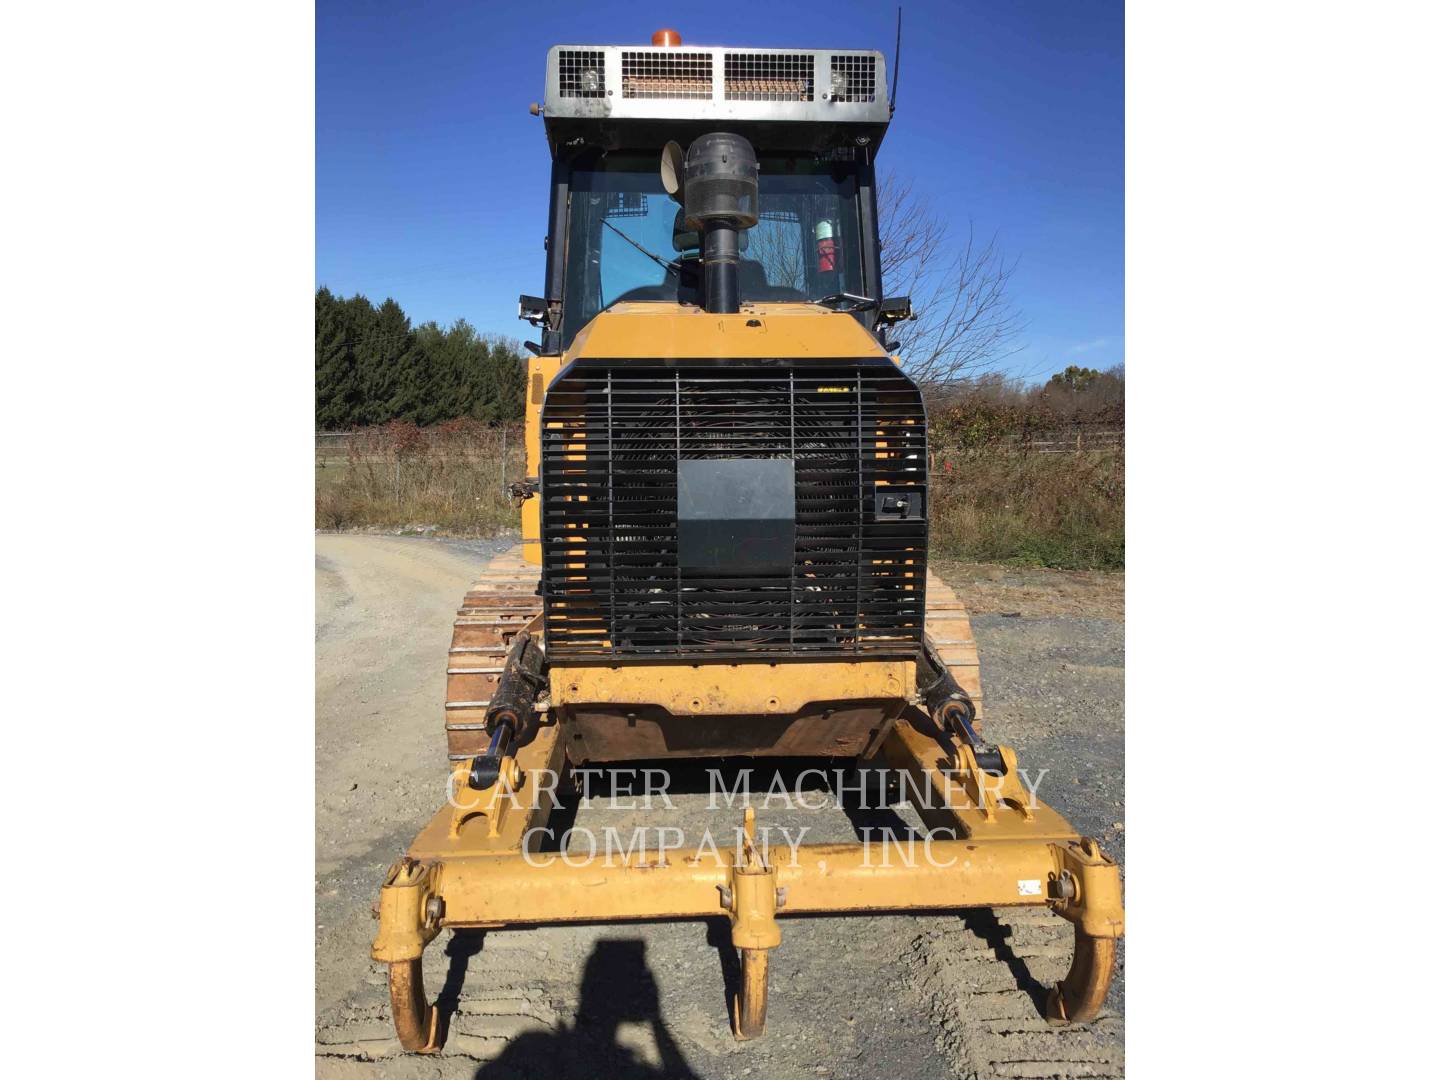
[316,534,1124,1078]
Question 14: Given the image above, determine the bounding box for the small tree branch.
[879,173,1028,388]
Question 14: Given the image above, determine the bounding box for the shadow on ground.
[464,937,700,1079]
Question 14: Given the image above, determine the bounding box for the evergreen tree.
[414,321,455,425]
[388,326,437,424]
[443,319,485,421]
[486,338,527,422]
[466,336,496,419]
[315,288,370,429]
[355,298,416,425]
[315,290,530,427]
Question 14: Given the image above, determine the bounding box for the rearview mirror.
[660,141,685,204]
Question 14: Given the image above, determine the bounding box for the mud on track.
[316,533,1124,1078]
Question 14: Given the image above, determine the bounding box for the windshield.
[560,151,865,345]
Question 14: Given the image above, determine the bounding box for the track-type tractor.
[372,29,1123,1053]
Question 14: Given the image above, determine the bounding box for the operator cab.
[524,33,897,353]
[559,146,866,341]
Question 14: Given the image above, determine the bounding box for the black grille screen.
[540,358,927,659]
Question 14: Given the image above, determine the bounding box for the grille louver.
[541,359,927,660]
[724,52,814,101]
[620,50,713,99]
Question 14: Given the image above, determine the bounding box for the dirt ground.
[316,534,1125,1078]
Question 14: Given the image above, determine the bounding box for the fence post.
[501,426,507,493]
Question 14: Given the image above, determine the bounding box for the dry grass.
[928,447,1124,569]
[315,420,525,535]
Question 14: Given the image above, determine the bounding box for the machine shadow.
[435,929,489,1037]
[472,937,699,1080]
[704,916,743,1020]
[958,907,1051,1015]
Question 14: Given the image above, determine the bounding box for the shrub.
[928,446,1124,569]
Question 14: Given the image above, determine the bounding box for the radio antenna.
[890,6,903,114]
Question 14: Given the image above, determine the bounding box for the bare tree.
[879,174,1027,387]
[743,210,808,291]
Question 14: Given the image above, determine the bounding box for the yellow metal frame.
[373,713,1124,1052]
[520,354,562,563]
[551,658,914,714]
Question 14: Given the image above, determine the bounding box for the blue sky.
[317,0,1123,381]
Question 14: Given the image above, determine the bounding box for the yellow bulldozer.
[372,28,1123,1053]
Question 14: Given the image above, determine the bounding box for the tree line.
[315,288,526,430]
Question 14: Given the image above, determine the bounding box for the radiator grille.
[828,54,877,103]
[724,52,814,101]
[621,50,713,99]
[541,359,928,660]
[557,49,605,98]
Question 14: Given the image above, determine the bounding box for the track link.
[317,929,573,1064]
[907,907,1123,1078]
[442,544,541,761]
[925,569,986,729]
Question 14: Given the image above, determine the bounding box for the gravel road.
[316,534,1124,1078]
